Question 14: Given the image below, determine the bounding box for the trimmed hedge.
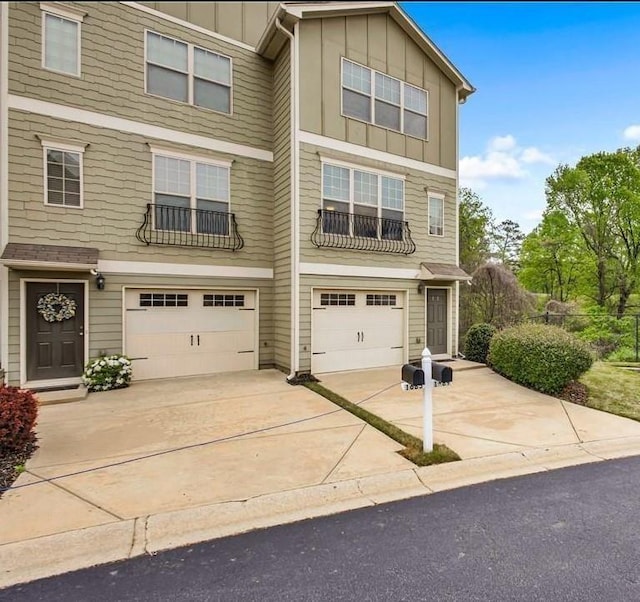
[488,323,593,395]
[464,323,497,363]
[0,385,38,453]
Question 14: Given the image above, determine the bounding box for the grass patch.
[304,381,460,467]
[579,362,640,421]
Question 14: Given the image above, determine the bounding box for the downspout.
[275,18,300,382]
[454,87,462,356]
[0,3,9,380]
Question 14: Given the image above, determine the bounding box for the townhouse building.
[0,1,473,388]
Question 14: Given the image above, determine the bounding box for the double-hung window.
[322,162,405,240]
[342,58,429,140]
[41,3,84,76]
[428,193,444,236]
[41,139,85,208]
[153,152,231,235]
[146,31,232,113]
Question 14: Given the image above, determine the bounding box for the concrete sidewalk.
[2,364,640,588]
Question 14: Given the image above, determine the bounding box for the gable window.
[41,3,83,76]
[342,59,429,140]
[146,31,232,113]
[322,162,404,240]
[428,193,444,236]
[153,152,231,235]
[40,139,85,208]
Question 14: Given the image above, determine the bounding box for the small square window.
[42,11,81,76]
[45,148,83,208]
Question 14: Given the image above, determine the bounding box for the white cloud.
[523,209,544,221]
[623,125,640,141]
[521,147,555,165]
[460,135,555,189]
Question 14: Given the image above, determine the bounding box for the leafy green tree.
[546,146,640,316]
[458,187,493,272]
[518,210,586,302]
[491,219,524,271]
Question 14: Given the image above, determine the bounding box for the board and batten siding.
[298,14,458,169]
[298,143,457,268]
[8,2,273,151]
[8,112,273,268]
[140,2,280,48]
[6,270,274,385]
[272,46,292,372]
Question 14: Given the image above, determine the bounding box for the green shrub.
[606,346,638,363]
[0,385,38,453]
[82,355,132,392]
[488,323,593,395]
[464,323,497,363]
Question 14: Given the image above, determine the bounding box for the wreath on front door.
[37,292,77,322]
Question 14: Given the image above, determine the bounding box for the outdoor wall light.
[95,273,106,290]
[417,282,425,295]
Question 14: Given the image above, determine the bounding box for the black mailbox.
[432,362,453,384]
[402,364,425,386]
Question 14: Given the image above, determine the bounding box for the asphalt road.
[4,456,640,602]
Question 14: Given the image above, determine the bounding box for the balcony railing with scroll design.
[136,204,244,251]
[311,209,416,255]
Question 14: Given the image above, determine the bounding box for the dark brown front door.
[426,288,448,355]
[26,282,84,381]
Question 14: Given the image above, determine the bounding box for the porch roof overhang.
[0,243,99,272]
[420,262,472,282]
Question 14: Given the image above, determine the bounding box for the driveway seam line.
[26,469,124,520]
[321,424,367,484]
[559,400,584,443]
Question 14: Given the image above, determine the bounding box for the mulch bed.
[0,441,38,499]
[557,381,589,406]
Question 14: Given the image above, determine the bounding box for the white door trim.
[122,286,260,372]
[20,278,89,387]
[424,285,453,359]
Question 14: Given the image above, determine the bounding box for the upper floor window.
[322,162,404,240]
[40,138,85,208]
[146,31,232,114]
[41,3,84,76]
[152,151,231,235]
[342,59,428,140]
[428,193,444,236]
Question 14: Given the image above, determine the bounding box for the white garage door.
[125,289,257,381]
[312,290,405,374]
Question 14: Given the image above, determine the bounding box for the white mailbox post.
[421,346,433,453]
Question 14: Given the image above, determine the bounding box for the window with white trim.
[428,194,444,236]
[41,4,82,76]
[146,31,232,113]
[41,140,84,208]
[342,58,428,140]
[153,153,231,235]
[322,162,404,240]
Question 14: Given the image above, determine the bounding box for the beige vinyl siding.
[272,46,292,371]
[8,2,273,151]
[298,14,457,169]
[140,2,281,47]
[299,142,457,268]
[6,270,274,385]
[8,112,273,268]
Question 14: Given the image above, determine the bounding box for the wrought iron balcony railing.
[136,204,244,251]
[311,209,416,255]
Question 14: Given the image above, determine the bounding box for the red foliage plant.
[0,385,38,452]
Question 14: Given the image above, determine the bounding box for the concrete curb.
[2,440,640,590]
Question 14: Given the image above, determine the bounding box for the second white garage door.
[311,289,405,373]
[125,289,257,381]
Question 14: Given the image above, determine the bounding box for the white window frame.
[320,159,406,238]
[40,2,84,77]
[341,58,429,141]
[428,192,445,237]
[40,138,86,209]
[150,147,232,235]
[144,30,233,115]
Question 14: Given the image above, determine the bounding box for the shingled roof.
[420,262,471,281]
[0,243,99,269]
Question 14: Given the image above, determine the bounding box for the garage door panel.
[126,289,257,381]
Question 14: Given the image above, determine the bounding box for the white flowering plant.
[82,354,132,392]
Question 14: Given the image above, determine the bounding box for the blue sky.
[402,1,640,232]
